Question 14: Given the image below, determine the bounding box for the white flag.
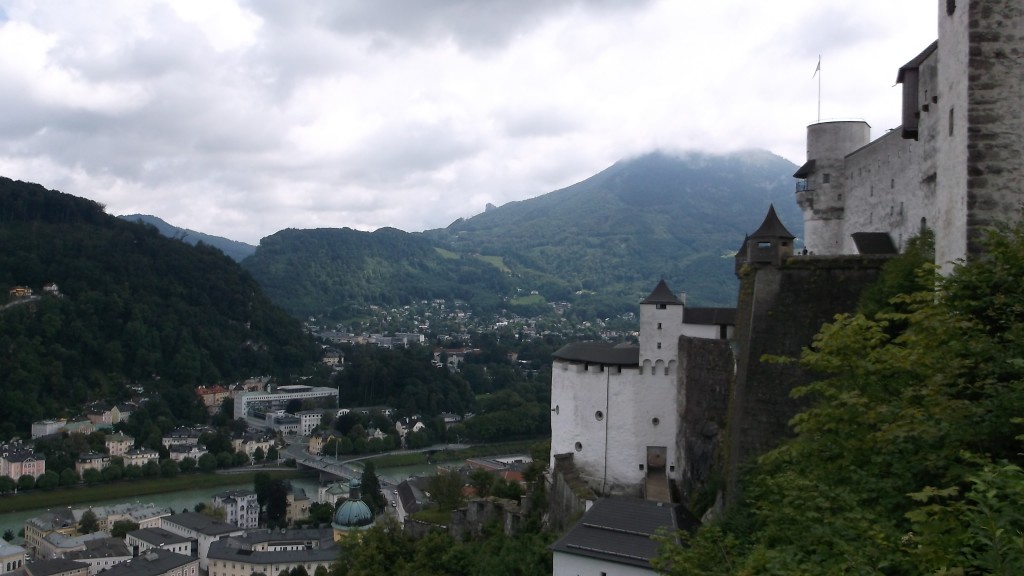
[813,56,820,78]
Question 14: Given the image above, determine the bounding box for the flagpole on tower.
[813,55,821,122]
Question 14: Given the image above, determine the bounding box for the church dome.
[332,498,373,529]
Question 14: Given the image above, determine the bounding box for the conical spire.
[750,204,795,240]
[641,279,681,305]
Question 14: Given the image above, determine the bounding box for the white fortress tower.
[549,280,734,498]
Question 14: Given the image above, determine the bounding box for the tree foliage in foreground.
[331,520,552,576]
[656,227,1024,574]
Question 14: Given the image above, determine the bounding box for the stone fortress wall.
[798,0,1023,270]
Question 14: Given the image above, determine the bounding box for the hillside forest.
[0,177,321,437]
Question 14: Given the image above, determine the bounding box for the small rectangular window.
[639,464,644,471]
[949,107,955,136]
[656,342,662,349]
[823,173,831,184]
[657,322,662,329]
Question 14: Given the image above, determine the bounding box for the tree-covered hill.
[0,177,320,438]
[427,150,803,312]
[119,213,257,262]
[242,149,803,321]
[242,226,514,319]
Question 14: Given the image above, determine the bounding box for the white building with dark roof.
[551,498,679,576]
[0,541,26,574]
[211,490,258,529]
[550,278,735,497]
[97,548,197,576]
[206,528,337,576]
[124,528,191,557]
[160,512,244,571]
[65,537,131,575]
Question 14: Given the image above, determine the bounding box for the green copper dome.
[333,498,373,528]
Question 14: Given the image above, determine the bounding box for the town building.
[0,542,26,574]
[22,509,77,559]
[103,433,133,458]
[551,498,681,576]
[160,512,244,572]
[124,528,191,557]
[230,431,274,459]
[65,537,132,575]
[31,419,67,439]
[122,447,160,468]
[19,558,89,576]
[161,428,200,448]
[97,548,198,576]
[74,453,109,476]
[211,490,259,529]
[195,385,230,414]
[232,385,338,420]
[0,440,46,480]
[206,528,337,576]
[167,444,208,463]
[295,410,322,436]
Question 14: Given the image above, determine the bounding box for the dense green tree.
[253,447,265,463]
[178,457,196,474]
[469,468,494,498]
[2,529,12,542]
[78,509,99,534]
[82,468,102,486]
[427,472,464,512]
[198,453,219,473]
[360,462,386,514]
[16,474,34,491]
[59,468,79,486]
[266,480,289,528]
[110,520,140,538]
[160,459,180,478]
[35,470,59,490]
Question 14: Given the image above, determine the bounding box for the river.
[0,477,320,545]
[0,462,446,545]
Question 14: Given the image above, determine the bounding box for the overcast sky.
[0,1,937,244]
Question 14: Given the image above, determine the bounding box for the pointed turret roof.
[641,279,682,305]
[750,204,795,240]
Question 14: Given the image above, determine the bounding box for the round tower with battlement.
[795,120,870,254]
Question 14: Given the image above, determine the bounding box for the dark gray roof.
[749,204,795,240]
[793,159,816,178]
[24,558,89,576]
[550,498,678,569]
[127,527,189,547]
[67,537,130,560]
[640,280,681,305]
[683,307,736,326]
[98,549,194,576]
[163,512,242,536]
[206,530,337,566]
[851,232,898,255]
[896,40,938,83]
[552,342,639,366]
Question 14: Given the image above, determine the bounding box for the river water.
[0,477,320,545]
[0,462,446,545]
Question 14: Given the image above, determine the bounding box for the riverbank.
[365,439,540,469]
[0,470,303,514]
